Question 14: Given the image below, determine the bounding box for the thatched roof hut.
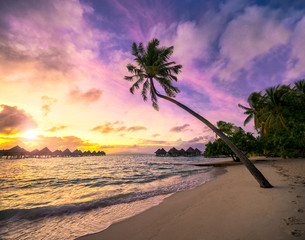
[83,150,90,156]
[97,151,106,156]
[194,148,202,156]
[5,145,28,158]
[168,147,179,156]
[30,149,40,158]
[155,148,167,156]
[39,147,52,157]
[159,148,167,155]
[8,145,28,155]
[72,149,82,156]
[155,149,162,156]
[178,148,186,156]
[186,147,195,156]
[63,148,72,156]
[53,150,63,157]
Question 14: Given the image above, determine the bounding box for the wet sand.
[77,158,305,240]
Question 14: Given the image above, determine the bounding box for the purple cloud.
[0,105,37,135]
[170,124,190,133]
[91,122,146,134]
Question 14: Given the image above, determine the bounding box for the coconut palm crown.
[124,38,182,110]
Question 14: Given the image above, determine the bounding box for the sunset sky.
[1,0,305,154]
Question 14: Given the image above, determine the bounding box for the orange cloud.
[138,139,169,145]
[170,124,190,132]
[91,122,147,134]
[46,125,67,132]
[68,87,102,104]
[41,96,57,117]
[0,105,37,135]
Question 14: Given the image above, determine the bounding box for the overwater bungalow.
[30,149,40,158]
[186,147,195,156]
[155,148,167,156]
[168,147,179,157]
[154,147,202,157]
[53,149,63,157]
[194,148,202,156]
[5,145,28,159]
[63,148,72,157]
[160,148,167,156]
[39,147,53,158]
[178,148,186,156]
[97,150,106,156]
[72,149,83,157]
[82,150,90,156]
[155,149,161,156]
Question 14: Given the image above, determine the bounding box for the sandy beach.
[76,158,305,240]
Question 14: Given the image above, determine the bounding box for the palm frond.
[279,114,288,130]
[132,42,138,56]
[238,104,251,111]
[150,86,159,110]
[152,102,159,111]
[129,77,144,94]
[141,80,150,101]
[159,46,174,60]
[244,114,253,126]
[124,76,134,81]
[126,64,136,73]
[138,42,145,55]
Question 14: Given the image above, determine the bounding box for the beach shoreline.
[76,158,305,240]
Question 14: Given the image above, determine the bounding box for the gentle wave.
[0,155,227,240]
[0,171,212,223]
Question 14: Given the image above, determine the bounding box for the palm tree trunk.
[150,80,273,188]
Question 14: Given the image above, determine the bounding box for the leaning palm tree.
[125,38,272,188]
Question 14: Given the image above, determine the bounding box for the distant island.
[155,147,202,157]
[0,145,106,159]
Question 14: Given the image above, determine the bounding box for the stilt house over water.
[155,147,202,157]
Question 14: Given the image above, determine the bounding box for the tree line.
[204,80,305,159]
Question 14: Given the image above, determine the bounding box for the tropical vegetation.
[204,80,305,159]
[204,121,257,162]
[124,38,273,188]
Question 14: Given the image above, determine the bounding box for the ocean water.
[0,154,226,240]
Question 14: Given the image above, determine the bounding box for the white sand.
[76,158,305,240]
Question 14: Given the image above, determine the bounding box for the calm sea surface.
[0,154,226,240]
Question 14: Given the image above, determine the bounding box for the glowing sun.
[23,129,38,140]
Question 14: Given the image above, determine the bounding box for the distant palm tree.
[125,38,272,188]
[294,79,305,95]
[261,85,290,134]
[238,92,264,132]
